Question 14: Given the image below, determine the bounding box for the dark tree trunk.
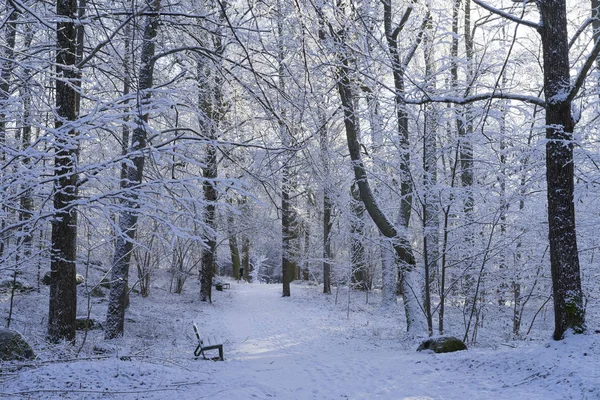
[48,0,80,343]
[537,0,585,340]
[323,192,332,294]
[19,24,35,258]
[228,213,241,280]
[200,1,227,301]
[422,19,438,336]
[350,185,367,290]
[383,0,413,228]
[242,233,250,281]
[335,43,422,332]
[281,165,292,297]
[0,4,19,257]
[105,0,160,339]
[200,141,217,301]
[592,0,600,88]
[321,118,332,294]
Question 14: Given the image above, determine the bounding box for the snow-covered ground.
[1,281,599,399]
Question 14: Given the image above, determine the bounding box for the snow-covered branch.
[472,0,539,30]
[406,92,545,107]
[566,35,600,104]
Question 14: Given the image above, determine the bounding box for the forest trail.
[201,282,391,399]
[190,282,598,400]
[2,282,598,399]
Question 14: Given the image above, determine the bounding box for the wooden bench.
[214,282,230,291]
[193,323,224,361]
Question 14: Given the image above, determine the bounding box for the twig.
[1,381,212,397]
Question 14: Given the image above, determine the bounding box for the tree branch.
[566,36,600,103]
[406,92,545,107]
[392,1,416,40]
[472,0,539,30]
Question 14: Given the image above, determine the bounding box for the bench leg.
[218,345,223,361]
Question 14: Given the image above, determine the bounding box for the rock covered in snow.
[417,336,467,353]
[41,272,85,285]
[0,329,35,361]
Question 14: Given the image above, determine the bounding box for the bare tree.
[472,0,600,339]
[105,0,161,339]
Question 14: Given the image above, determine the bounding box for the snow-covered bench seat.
[193,323,224,361]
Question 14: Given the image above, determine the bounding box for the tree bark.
[592,0,600,91]
[422,18,438,336]
[0,4,19,257]
[335,43,422,333]
[228,213,241,280]
[199,1,227,302]
[350,184,367,290]
[19,25,34,258]
[383,0,413,228]
[242,233,250,281]
[200,137,217,301]
[105,0,160,338]
[321,115,332,294]
[281,164,292,297]
[276,0,293,297]
[48,0,80,343]
[537,0,585,340]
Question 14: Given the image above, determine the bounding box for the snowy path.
[2,281,599,399]
[193,282,599,400]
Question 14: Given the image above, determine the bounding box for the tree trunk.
[228,213,241,280]
[199,1,227,302]
[242,233,250,281]
[592,0,600,92]
[422,19,438,336]
[281,164,292,297]
[19,26,34,259]
[537,0,585,340]
[48,0,80,343]
[335,41,423,333]
[105,0,160,339]
[0,4,19,258]
[381,239,397,308]
[460,0,475,215]
[200,141,217,301]
[350,184,367,290]
[321,117,332,294]
[276,1,293,297]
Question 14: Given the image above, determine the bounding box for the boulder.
[0,329,35,361]
[417,336,467,353]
